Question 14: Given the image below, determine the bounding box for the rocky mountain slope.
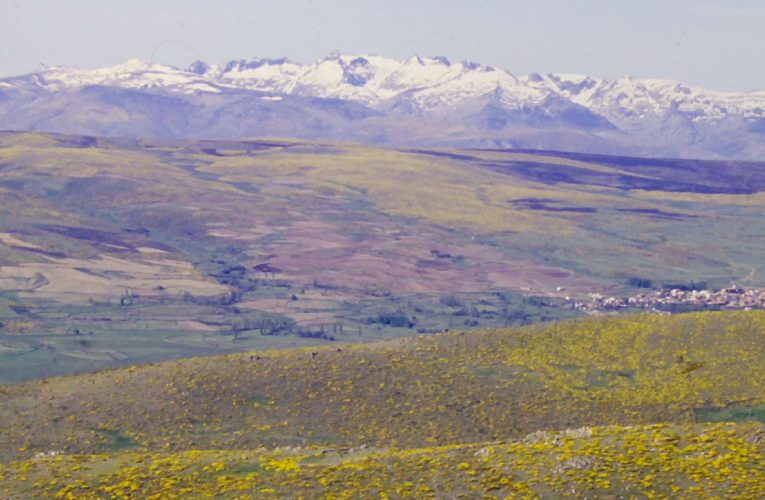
[1,54,764,158]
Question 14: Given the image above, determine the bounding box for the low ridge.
[2,311,765,497]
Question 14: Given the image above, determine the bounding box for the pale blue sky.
[0,0,762,90]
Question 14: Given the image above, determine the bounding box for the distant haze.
[0,0,763,91]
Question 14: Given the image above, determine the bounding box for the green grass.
[696,404,765,424]
[93,428,138,452]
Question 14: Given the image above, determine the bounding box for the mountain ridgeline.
[1,54,765,159]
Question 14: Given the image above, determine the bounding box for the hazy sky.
[0,0,763,91]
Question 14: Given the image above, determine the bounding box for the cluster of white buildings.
[572,284,765,314]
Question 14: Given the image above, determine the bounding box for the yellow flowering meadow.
[3,311,765,497]
[1,423,764,498]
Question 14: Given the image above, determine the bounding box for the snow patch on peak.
[8,53,765,129]
[107,58,155,73]
[29,59,224,94]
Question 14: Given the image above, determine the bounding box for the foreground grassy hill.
[2,311,765,497]
[3,311,765,460]
[3,422,764,498]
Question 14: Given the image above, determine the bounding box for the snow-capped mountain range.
[1,54,764,159]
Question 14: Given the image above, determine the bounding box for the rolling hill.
[3,132,765,384]
[2,311,765,498]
